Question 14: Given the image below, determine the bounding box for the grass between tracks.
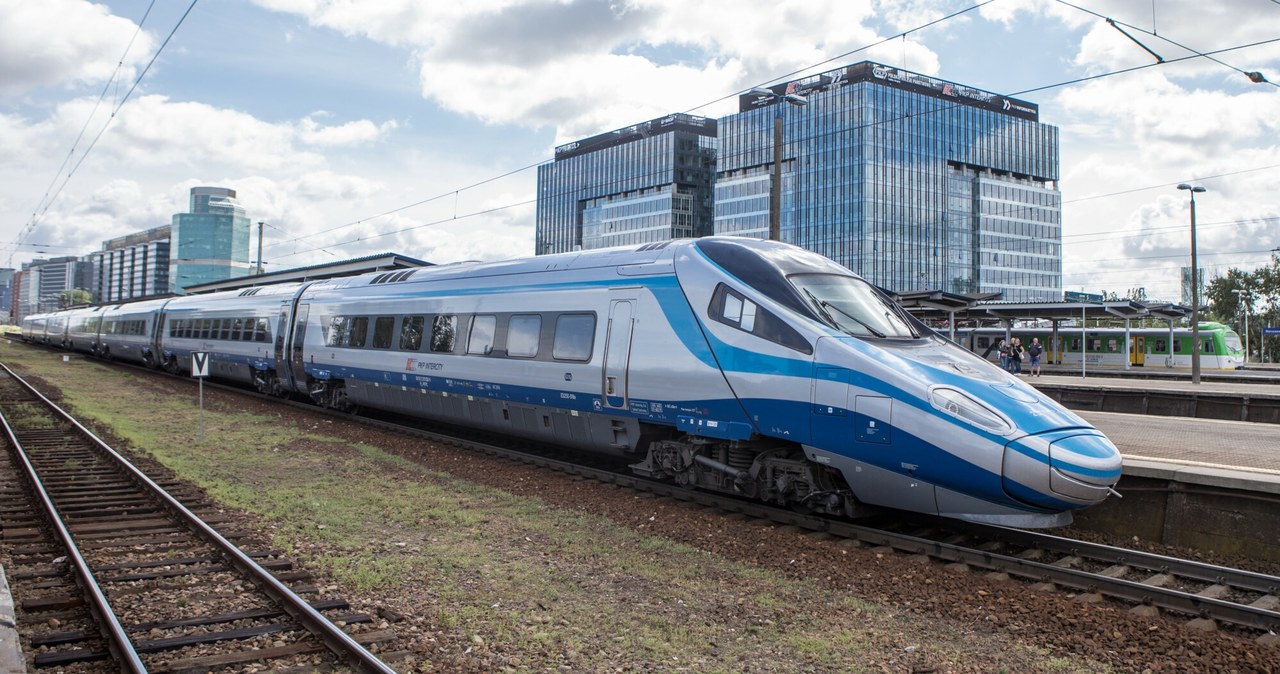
[0,341,1102,673]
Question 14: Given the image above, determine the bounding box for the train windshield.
[1224,331,1243,353]
[789,274,917,339]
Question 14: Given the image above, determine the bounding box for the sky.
[1,0,1278,302]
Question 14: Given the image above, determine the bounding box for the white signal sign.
[192,352,209,378]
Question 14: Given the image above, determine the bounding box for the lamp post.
[256,221,265,275]
[1232,288,1250,364]
[750,87,808,241]
[1177,183,1206,384]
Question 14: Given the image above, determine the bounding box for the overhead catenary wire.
[7,0,199,267]
[1056,0,1278,87]
[266,32,1280,269]
[263,1,1003,255]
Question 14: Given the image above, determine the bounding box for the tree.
[58,289,94,308]
[1204,255,1280,363]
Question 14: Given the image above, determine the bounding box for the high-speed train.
[22,238,1123,527]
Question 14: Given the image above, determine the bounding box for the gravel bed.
[8,363,1280,673]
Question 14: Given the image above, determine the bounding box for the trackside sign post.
[1265,327,1280,364]
[192,352,209,442]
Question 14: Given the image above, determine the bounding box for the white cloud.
[0,0,152,94]
[252,0,929,136]
[296,115,400,147]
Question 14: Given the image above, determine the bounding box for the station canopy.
[896,294,1198,326]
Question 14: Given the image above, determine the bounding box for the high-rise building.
[536,114,717,255]
[1180,266,1205,307]
[0,268,13,320]
[533,62,1064,301]
[170,186,250,293]
[716,62,1062,300]
[17,256,93,315]
[100,225,171,303]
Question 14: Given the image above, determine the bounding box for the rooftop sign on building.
[554,113,717,161]
[741,61,1039,122]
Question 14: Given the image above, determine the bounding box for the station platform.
[1072,409,1280,561]
[1083,410,1280,484]
[1024,372,1280,424]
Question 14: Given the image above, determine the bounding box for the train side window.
[977,336,990,349]
[218,319,231,341]
[1155,338,1167,352]
[1070,338,1080,351]
[708,284,811,354]
[467,315,496,355]
[372,316,395,349]
[400,316,424,351]
[507,314,541,358]
[231,318,244,341]
[431,315,457,352]
[1173,339,1182,353]
[326,317,344,346]
[553,314,595,361]
[1202,339,1214,354]
[348,317,369,348]
[201,319,213,340]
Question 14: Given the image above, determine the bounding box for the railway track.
[0,363,402,673]
[341,397,1280,643]
[10,342,1280,646]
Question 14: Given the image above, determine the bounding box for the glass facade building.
[536,114,717,254]
[170,186,251,293]
[100,225,171,303]
[716,62,1062,300]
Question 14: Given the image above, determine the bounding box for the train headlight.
[929,386,1014,435]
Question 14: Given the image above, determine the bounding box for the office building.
[170,186,251,293]
[716,62,1062,300]
[100,226,171,303]
[0,268,13,320]
[536,114,717,254]
[17,256,94,315]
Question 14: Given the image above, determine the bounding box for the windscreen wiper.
[802,289,887,338]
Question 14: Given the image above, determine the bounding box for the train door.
[289,304,310,392]
[1132,336,1146,367]
[274,300,291,388]
[601,298,635,410]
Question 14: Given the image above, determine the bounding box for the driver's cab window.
[708,284,811,354]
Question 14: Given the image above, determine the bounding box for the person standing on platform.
[1010,338,1024,374]
[1028,338,1044,377]
[998,339,1009,371]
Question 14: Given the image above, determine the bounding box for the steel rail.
[0,369,148,674]
[319,402,1280,631]
[0,362,399,674]
[951,520,1280,594]
[19,346,1280,634]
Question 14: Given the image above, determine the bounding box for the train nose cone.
[1002,430,1123,509]
[1047,431,1123,504]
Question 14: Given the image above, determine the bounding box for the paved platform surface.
[1031,372,1280,398]
[1082,410,1280,493]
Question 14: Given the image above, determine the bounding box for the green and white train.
[960,322,1244,370]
